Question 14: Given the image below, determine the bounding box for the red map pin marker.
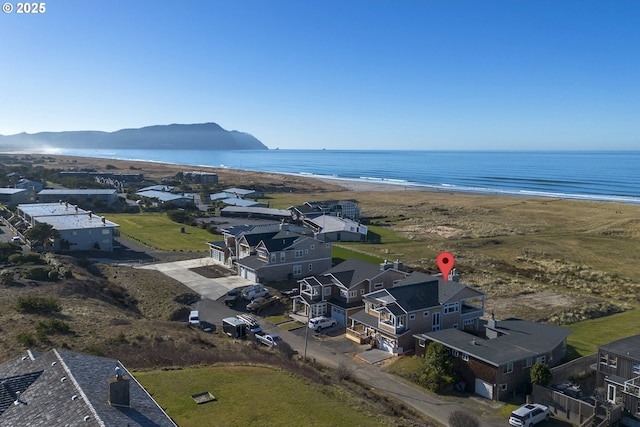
[437,252,455,283]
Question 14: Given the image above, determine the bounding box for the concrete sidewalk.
[138,257,253,300]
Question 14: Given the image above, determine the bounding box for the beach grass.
[106,212,216,252]
[135,365,388,427]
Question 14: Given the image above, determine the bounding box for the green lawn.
[135,365,387,427]
[106,212,217,252]
[565,307,640,358]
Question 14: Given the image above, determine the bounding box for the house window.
[503,363,513,374]
[293,265,302,275]
[423,311,429,317]
[270,253,276,262]
[634,363,640,375]
[305,249,309,254]
[452,323,458,329]
[418,339,425,348]
[360,289,365,294]
[310,244,315,250]
[462,353,469,362]
[536,355,546,364]
[609,356,618,368]
[323,287,331,296]
[500,384,508,391]
[524,357,532,368]
[600,353,608,365]
[374,282,384,289]
[308,263,313,271]
[443,302,459,314]
[463,318,475,326]
[409,314,416,321]
[348,290,357,298]
[340,289,348,298]
[452,350,459,357]
[280,252,286,262]
[295,250,304,258]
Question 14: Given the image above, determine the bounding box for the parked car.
[508,403,550,427]
[246,295,279,313]
[224,288,242,306]
[188,310,201,326]
[255,332,281,348]
[280,287,300,297]
[308,316,337,332]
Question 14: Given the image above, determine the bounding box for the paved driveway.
[138,257,253,300]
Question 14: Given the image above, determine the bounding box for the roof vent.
[84,416,91,422]
[61,376,66,382]
[51,361,57,366]
[72,395,78,400]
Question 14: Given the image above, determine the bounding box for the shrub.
[15,295,62,314]
[417,342,455,392]
[23,267,52,281]
[16,332,36,347]
[449,410,480,427]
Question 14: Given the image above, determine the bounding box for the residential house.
[414,317,571,401]
[135,187,195,207]
[206,222,310,267]
[182,171,218,184]
[17,202,119,252]
[0,188,35,207]
[0,349,176,426]
[597,334,640,425]
[235,229,331,283]
[303,214,368,242]
[294,259,408,325]
[289,199,361,221]
[211,187,265,207]
[37,189,118,207]
[220,206,292,221]
[347,272,485,354]
[15,178,45,193]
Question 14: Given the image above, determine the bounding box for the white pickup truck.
[255,332,281,348]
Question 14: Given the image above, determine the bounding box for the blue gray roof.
[416,319,571,367]
[0,349,176,426]
[325,259,386,289]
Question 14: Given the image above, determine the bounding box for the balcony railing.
[624,376,640,397]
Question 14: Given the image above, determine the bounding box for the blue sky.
[1,1,638,150]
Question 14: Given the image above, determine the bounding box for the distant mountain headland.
[0,123,268,151]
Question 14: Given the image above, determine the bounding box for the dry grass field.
[6,153,640,334]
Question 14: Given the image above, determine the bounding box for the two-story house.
[206,223,310,267]
[293,259,408,324]
[597,334,640,424]
[415,317,571,401]
[347,271,485,354]
[235,230,332,283]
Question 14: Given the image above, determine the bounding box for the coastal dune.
[5,153,640,323]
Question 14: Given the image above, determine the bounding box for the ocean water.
[44,149,640,204]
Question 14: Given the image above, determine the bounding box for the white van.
[241,284,268,301]
[188,310,200,326]
[11,236,21,244]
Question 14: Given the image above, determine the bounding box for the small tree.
[530,362,552,386]
[25,222,60,247]
[417,342,455,392]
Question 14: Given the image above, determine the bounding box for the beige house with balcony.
[346,271,485,354]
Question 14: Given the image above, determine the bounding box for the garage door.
[239,267,257,282]
[475,378,493,400]
[381,337,395,353]
[331,307,346,325]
